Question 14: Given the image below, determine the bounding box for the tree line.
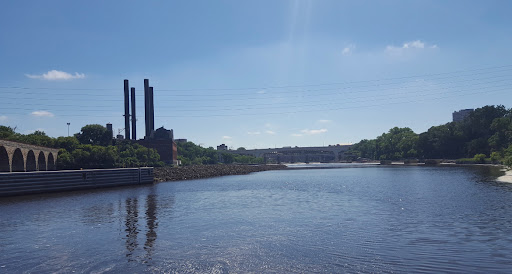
[350,105,512,165]
[176,141,263,165]
[0,124,263,169]
[0,124,162,169]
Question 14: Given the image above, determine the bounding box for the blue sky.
[1,0,512,149]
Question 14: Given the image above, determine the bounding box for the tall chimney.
[124,79,130,140]
[149,86,155,133]
[144,79,150,138]
[131,87,136,140]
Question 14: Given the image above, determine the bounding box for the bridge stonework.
[0,139,60,172]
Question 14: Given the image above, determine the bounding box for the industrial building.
[122,79,178,165]
[452,109,474,122]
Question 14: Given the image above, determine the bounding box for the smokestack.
[144,79,150,138]
[124,79,130,140]
[131,87,136,140]
[149,86,155,133]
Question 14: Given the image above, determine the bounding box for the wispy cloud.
[291,133,303,137]
[265,130,276,135]
[257,90,266,94]
[247,131,261,135]
[26,70,85,80]
[301,128,328,135]
[31,110,54,117]
[0,115,7,122]
[317,119,331,123]
[385,40,438,54]
[222,135,232,140]
[342,44,355,56]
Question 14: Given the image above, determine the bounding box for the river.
[1,165,511,273]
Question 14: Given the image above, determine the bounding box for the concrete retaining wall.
[0,167,154,197]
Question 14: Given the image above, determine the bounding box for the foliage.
[176,141,262,165]
[504,156,512,168]
[75,124,112,146]
[176,141,219,165]
[473,154,487,164]
[350,105,512,162]
[1,124,163,170]
[490,151,502,164]
[351,127,418,160]
[0,126,15,139]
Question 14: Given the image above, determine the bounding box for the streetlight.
[67,122,70,137]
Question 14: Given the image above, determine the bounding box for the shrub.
[473,154,487,164]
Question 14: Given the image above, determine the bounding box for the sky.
[1,0,512,149]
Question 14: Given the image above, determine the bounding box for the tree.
[75,124,112,146]
[55,136,80,152]
[236,147,246,151]
[0,126,15,138]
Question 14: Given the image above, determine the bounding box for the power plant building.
[123,79,178,165]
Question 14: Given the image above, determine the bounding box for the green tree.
[75,124,112,146]
[473,153,486,164]
[0,126,15,139]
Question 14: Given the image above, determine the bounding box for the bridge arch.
[26,150,37,171]
[0,146,10,172]
[12,148,25,172]
[38,151,46,171]
[48,153,55,170]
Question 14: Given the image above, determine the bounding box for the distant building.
[106,123,113,138]
[116,134,124,140]
[138,127,178,165]
[453,109,474,122]
[175,139,188,144]
[217,144,228,151]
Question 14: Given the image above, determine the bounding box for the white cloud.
[301,128,328,135]
[265,130,276,135]
[0,115,7,121]
[26,70,85,80]
[257,90,266,94]
[31,110,54,117]
[291,133,303,137]
[247,131,261,135]
[342,44,355,56]
[317,119,331,123]
[222,135,232,140]
[385,40,437,54]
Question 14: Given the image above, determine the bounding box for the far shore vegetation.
[3,105,512,169]
[350,105,512,167]
[0,124,263,169]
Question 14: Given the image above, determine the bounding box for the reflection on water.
[125,197,139,261]
[1,166,512,272]
[121,192,164,264]
[144,194,158,263]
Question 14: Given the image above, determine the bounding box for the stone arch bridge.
[0,139,60,172]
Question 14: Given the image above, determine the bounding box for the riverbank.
[496,168,512,183]
[154,164,287,182]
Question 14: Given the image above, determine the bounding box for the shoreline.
[154,164,287,182]
[496,169,512,183]
[154,162,509,183]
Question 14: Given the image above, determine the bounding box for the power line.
[2,71,511,103]
[0,64,511,95]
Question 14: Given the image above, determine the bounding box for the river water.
[1,165,512,273]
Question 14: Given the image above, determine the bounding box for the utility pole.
[67,122,70,137]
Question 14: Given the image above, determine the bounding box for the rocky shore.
[154,164,287,182]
